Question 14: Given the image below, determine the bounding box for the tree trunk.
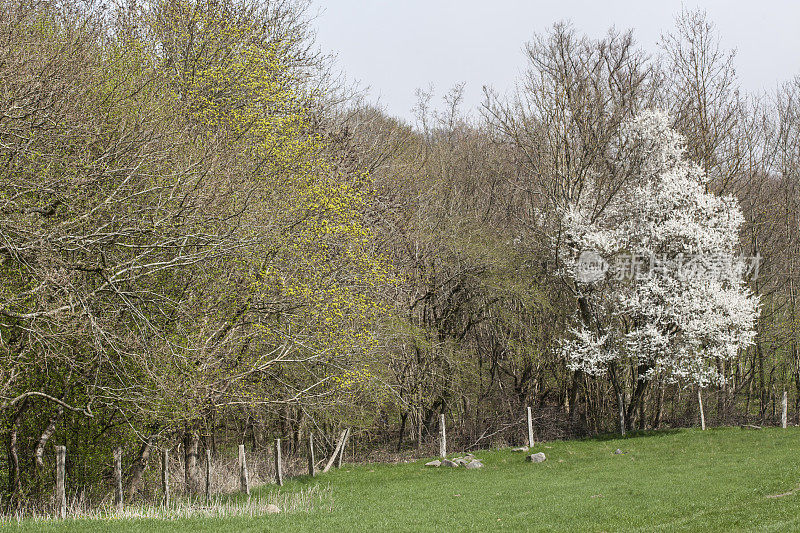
[416,407,423,450]
[567,370,583,423]
[758,342,767,419]
[184,430,200,494]
[653,383,665,429]
[127,436,153,500]
[6,398,29,508]
[397,412,407,452]
[624,364,651,430]
[35,405,63,468]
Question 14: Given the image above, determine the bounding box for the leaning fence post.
[55,445,66,519]
[322,429,347,473]
[205,448,212,500]
[275,439,283,486]
[238,444,250,495]
[782,390,788,428]
[162,449,170,507]
[113,447,123,512]
[308,433,316,477]
[337,428,351,468]
[439,414,446,458]
[527,406,535,448]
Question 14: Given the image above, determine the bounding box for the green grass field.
[6,427,800,532]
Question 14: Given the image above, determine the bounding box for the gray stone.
[512,446,529,452]
[465,460,483,469]
[440,459,459,467]
[454,457,468,465]
[526,452,546,463]
[265,504,281,514]
[614,449,623,455]
[425,460,441,467]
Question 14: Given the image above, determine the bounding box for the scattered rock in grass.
[429,456,483,469]
[265,504,281,514]
[512,446,529,452]
[465,460,483,469]
[614,449,623,455]
[526,452,546,463]
[767,487,798,498]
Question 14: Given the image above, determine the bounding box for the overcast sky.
[308,0,800,122]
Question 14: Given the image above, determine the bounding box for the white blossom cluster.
[558,110,759,388]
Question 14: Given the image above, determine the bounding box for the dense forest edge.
[1,0,799,516]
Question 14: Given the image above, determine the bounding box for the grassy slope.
[6,427,800,532]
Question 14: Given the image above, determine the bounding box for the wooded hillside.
[1,0,798,511]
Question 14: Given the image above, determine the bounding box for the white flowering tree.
[557,110,759,433]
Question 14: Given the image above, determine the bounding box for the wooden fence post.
[308,433,316,477]
[322,429,347,473]
[162,449,170,507]
[205,449,212,501]
[238,444,250,495]
[439,414,446,458]
[782,390,788,428]
[527,406,535,448]
[113,447,123,512]
[275,439,283,486]
[55,445,66,519]
[698,389,706,431]
[337,428,351,468]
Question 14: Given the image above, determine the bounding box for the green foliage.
[0,0,391,503]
